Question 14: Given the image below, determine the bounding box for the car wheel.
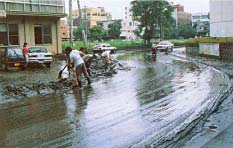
[46,63,51,68]
[4,64,8,71]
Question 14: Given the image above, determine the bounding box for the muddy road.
[0,49,231,148]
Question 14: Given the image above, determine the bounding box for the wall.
[186,43,233,61]
[186,46,199,56]
[199,43,219,57]
[0,16,62,54]
[220,43,233,61]
[210,0,233,37]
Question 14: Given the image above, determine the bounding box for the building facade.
[192,13,210,37]
[0,0,66,54]
[120,6,139,41]
[210,0,233,37]
[60,19,69,40]
[73,7,112,28]
[173,4,192,26]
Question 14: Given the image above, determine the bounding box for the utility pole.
[69,0,73,48]
[77,0,87,48]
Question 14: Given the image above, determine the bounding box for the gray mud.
[1,59,131,100]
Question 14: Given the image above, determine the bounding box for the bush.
[186,37,233,47]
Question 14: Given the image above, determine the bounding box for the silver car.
[28,47,53,68]
[154,41,174,52]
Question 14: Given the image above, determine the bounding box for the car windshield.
[29,47,47,53]
[7,48,23,57]
[159,41,170,45]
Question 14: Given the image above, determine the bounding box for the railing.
[0,0,65,14]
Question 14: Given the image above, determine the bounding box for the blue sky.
[65,0,209,19]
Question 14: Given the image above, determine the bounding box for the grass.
[62,40,145,52]
[62,39,188,52]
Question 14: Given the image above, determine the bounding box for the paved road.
[0,50,230,148]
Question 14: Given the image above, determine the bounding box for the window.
[0,24,19,46]
[34,24,52,44]
[9,24,19,45]
[0,24,7,46]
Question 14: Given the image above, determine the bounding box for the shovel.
[58,65,67,79]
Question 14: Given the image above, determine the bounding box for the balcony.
[0,0,66,18]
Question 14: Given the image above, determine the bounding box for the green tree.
[73,26,83,41]
[177,23,196,38]
[89,25,105,41]
[108,20,122,39]
[131,0,174,46]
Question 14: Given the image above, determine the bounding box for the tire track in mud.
[138,53,233,148]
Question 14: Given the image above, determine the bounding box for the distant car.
[0,47,27,71]
[28,47,53,68]
[92,43,117,52]
[152,41,174,52]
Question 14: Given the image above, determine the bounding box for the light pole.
[69,0,73,48]
[77,0,87,48]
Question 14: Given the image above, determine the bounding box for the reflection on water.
[0,51,229,148]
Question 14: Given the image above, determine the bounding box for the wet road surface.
[0,49,230,148]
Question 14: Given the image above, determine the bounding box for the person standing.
[65,47,91,88]
[22,42,29,63]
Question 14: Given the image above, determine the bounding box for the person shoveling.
[63,46,91,88]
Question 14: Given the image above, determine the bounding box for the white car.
[92,43,117,51]
[28,47,53,67]
[154,41,174,52]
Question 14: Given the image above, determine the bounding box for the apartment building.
[192,13,210,37]
[120,6,139,41]
[173,4,192,26]
[73,7,112,28]
[0,0,66,54]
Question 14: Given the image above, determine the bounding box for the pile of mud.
[2,59,131,99]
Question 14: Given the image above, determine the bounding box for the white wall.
[210,0,233,37]
[199,43,220,57]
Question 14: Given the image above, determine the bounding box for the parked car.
[152,41,174,52]
[92,43,117,52]
[28,47,53,68]
[0,47,27,71]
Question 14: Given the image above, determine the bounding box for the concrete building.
[0,0,66,54]
[192,13,210,37]
[210,0,233,37]
[60,19,69,41]
[120,6,140,41]
[173,4,192,26]
[73,7,112,28]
